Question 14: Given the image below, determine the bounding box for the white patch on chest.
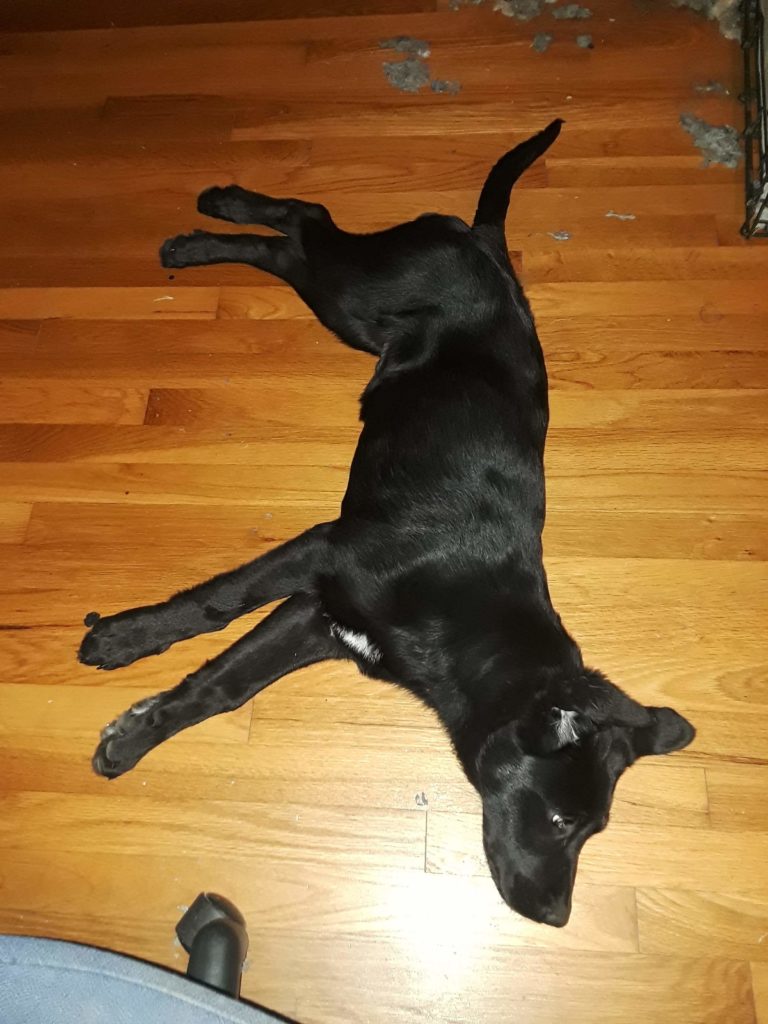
[555,709,580,745]
[330,621,382,663]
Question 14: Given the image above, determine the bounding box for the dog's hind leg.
[160,231,303,283]
[165,187,420,356]
[78,522,333,671]
[91,593,342,778]
[196,185,333,240]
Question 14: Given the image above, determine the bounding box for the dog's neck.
[439,618,583,789]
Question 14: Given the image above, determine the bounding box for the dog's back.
[319,123,569,703]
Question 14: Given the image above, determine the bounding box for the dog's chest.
[330,620,382,664]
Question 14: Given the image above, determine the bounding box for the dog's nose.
[539,902,571,928]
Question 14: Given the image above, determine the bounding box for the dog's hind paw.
[159,235,185,269]
[197,184,266,223]
[197,186,231,219]
[159,231,209,269]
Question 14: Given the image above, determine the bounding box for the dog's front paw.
[92,696,162,779]
[79,609,171,671]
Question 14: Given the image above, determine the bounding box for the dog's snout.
[492,869,572,928]
[538,901,571,928]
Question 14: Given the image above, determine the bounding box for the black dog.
[79,120,695,927]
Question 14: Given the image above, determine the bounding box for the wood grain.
[0,501,31,541]
[637,889,768,961]
[753,963,768,1024]
[0,1,764,1021]
[0,287,220,320]
[0,383,149,424]
[706,765,768,830]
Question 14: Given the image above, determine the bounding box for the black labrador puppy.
[79,120,695,927]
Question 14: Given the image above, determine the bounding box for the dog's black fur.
[79,120,695,927]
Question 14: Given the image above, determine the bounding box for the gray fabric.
[0,935,288,1023]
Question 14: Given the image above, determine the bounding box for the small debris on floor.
[494,0,544,19]
[679,113,742,167]
[670,0,741,41]
[576,33,594,47]
[430,79,462,94]
[552,4,592,18]
[548,230,572,240]
[605,210,636,220]
[382,56,431,93]
[379,36,431,58]
[380,36,461,95]
[693,79,731,95]
[531,32,554,51]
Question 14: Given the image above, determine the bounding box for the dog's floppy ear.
[516,673,694,758]
[583,672,653,730]
[581,673,694,756]
[631,706,696,757]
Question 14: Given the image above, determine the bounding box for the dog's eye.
[551,813,574,832]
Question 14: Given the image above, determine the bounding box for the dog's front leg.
[91,593,342,778]
[79,522,333,670]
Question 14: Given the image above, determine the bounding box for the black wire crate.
[742,0,768,236]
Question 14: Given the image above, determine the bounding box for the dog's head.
[477,670,694,926]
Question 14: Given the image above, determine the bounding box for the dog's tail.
[473,119,563,234]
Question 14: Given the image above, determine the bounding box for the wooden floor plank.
[0,501,31,542]
[637,889,768,962]
[0,791,425,872]
[527,246,768,283]
[706,765,768,831]
[0,287,220,320]
[0,383,149,425]
[753,963,768,1024]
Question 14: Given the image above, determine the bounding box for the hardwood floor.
[0,2,766,1021]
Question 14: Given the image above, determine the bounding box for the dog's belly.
[329,620,382,664]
